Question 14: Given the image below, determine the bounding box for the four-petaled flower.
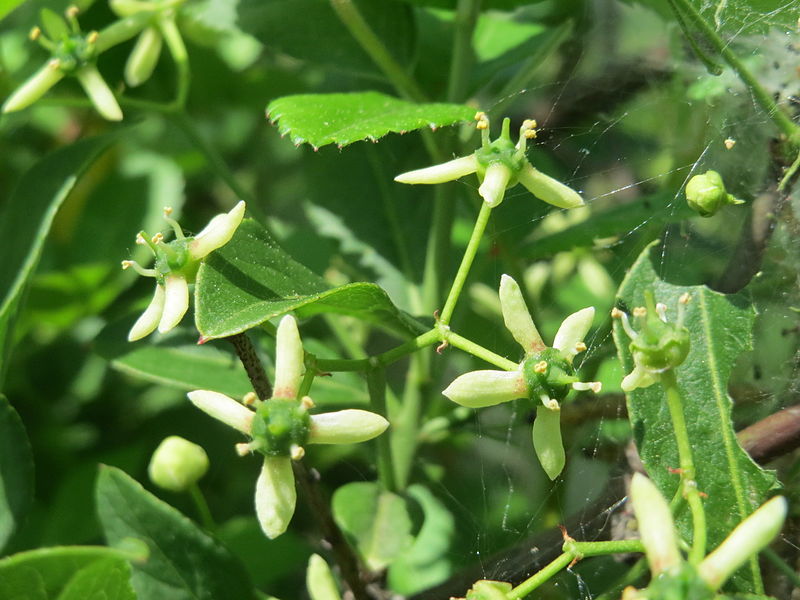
[2,6,123,121]
[188,315,390,539]
[394,112,584,210]
[612,291,691,392]
[122,200,246,341]
[626,472,786,598]
[442,274,600,479]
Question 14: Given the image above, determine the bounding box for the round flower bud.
[685,170,743,217]
[148,436,209,492]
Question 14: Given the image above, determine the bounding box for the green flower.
[122,200,246,341]
[395,112,584,209]
[613,291,691,392]
[626,473,786,597]
[188,315,389,539]
[442,274,600,479]
[2,6,122,121]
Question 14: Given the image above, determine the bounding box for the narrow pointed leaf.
[0,395,33,552]
[613,242,777,592]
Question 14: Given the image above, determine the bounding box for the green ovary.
[250,399,311,457]
[522,348,576,402]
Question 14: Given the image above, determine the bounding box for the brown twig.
[226,332,369,600]
[737,404,800,464]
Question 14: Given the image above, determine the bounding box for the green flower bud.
[685,170,744,217]
[460,580,513,600]
[306,554,342,600]
[124,25,163,87]
[147,436,209,492]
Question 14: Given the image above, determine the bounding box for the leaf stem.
[188,483,215,531]
[439,201,492,325]
[367,364,397,492]
[329,0,427,103]
[667,0,800,145]
[507,540,644,599]
[447,0,482,102]
[661,369,707,565]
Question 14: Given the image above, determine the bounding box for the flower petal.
[620,365,658,392]
[499,274,544,353]
[442,369,527,408]
[2,61,64,114]
[699,496,787,590]
[187,390,254,433]
[273,315,304,399]
[517,163,583,209]
[187,200,246,260]
[532,406,565,480]
[478,162,512,208]
[630,473,682,576]
[394,155,478,185]
[124,25,163,87]
[307,554,342,600]
[158,274,189,333]
[552,307,595,358]
[76,65,123,121]
[128,283,165,341]
[309,410,389,444]
[255,456,297,539]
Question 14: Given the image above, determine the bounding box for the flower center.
[250,399,311,457]
[522,348,576,402]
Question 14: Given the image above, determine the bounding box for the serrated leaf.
[0,546,134,600]
[96,466,256,600]
[94,321,252,398]
[614,243,777,592]
[267,92,474,149]
[0,395,33,554]
[195,219,425,339]
[0,133,116,387]
[332,482,416,571]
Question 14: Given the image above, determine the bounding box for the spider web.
[408,2,800,597]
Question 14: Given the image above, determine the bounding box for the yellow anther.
[66,5,79,17]
[679,292,691,305]
[151,233,164,244]
[574,341,587,353]
[47,58,61,70]
[474,111,487,121]
[543,397,560,410]
[135,233,147,245]
[724,138,736,150]
[533,361,548,374]
[589,381,602,393]
[121,260,133,270]
[611,307,624,319]
[163,206,174,216]
[632,307,647,318]
[86,31,98,44]
[290,444,305,461]
[524,129,537,139]
[300,396,315,410]
[29,27,41,41]
[242,392,258,406]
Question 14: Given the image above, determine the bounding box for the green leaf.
[387,485,454,595]
[195,219,424,339]
[267,92,474,149]
[94,322,253,398]
[0,395,33,554]
[614,243,777,592]
[56,558,135,600]
[96,465,257,600]
[0,133,116,387]
[630,0,797,34]
[332,482,416,571]
[237,0,413,76]
[0,546,135,600]
[39,8,69,39]
[0,0,27,21]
